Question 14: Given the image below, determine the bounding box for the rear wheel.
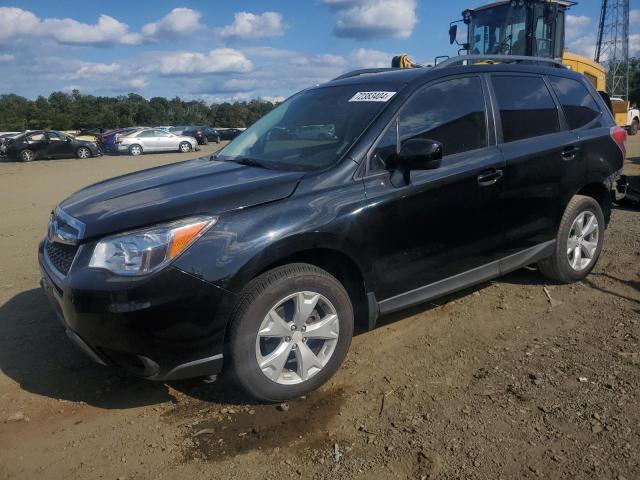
[20,149,34,162]
[538,195,604,283]
[76,147,91,159]
[228,263,354,402]
[179,141,191,153]
[129,144,142,156]
[630,118,639,136]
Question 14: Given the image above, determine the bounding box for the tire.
[228,263,354,402]
[179,141,191,153]
[20,149,35,162]
[630,118,639,136]
[129,144,142,156]
[203,137,209,145]
[215,137,220,144]
[76,147,91,159]
[538,195,605,283]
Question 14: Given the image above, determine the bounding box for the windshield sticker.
[349,91,396,102]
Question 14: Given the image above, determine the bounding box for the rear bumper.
[38,240,236,381]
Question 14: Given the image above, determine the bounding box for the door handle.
[562,145,581,160]
[477,168,504,186]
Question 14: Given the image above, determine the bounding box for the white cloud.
[565,15,590,41]
[630,10,640,26]
[0,7,140,46]
[324,0,417,40]
[155,48,253,75]
[351,48,393,68]
[217,12,285,40]
[40,14,141,45]
[71,62,121,79]
[631,33,640,56]
[0,7,41,42]
[142,8,202,40]
[0,54,15,63]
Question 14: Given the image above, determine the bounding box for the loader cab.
[451,1,572,60]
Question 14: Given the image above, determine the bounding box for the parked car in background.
[116,128,198,155]
[219,128,244,140]
[0,132,21,157]
[76,128,107,142]
[154,126,173,131]
[168,126,189,135]
[183,126,221,145]
[100,128,140,153]
[5,130,101,162]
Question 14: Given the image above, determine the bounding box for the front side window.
[369,77,487,172]
[217,83,401,171]
[492,75,560,143]
[548,76,601,129]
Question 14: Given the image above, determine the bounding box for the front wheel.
[76,147,91,159]
[630,118,639,136]
[20,149,35,162]
[228,263,354,402]
[538,195,605,283]
[179,141,191,153]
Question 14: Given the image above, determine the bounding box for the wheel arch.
[575,181,612,225]
[223,234,373,332]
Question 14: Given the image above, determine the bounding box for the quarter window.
[548,76,601,129]
[492,75,560,143]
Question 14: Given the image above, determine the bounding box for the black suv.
[39,57,626,401]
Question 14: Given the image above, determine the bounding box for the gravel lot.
[0,137,638,480]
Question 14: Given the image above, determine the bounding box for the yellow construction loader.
[447,0,638,134]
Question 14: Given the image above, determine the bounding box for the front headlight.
[89,216,216,276]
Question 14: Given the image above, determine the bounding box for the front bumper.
[38,240,237,381]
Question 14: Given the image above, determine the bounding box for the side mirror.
[398,138,443,170]
[66,137,72,142]
[449,24,458,45]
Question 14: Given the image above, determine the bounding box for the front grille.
[45,240,79,275]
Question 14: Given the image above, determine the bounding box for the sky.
[0,0,638,103]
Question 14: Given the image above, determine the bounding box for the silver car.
[117,128,198,156]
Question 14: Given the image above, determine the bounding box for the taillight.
[610,126,627,158]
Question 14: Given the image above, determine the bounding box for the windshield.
[216,84,399,171]
[469,5,528,55]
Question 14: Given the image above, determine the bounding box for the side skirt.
[375,240,555,318]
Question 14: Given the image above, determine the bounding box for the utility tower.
[595,0,630,99]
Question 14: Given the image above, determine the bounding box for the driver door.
[46,131,74,158]
[362,76,506,303]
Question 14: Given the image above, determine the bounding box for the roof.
[468,0,576,13]
[325,55,570,89]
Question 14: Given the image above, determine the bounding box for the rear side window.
[400,77,487,156]
[548,76,601,129]
[492,75,560,143]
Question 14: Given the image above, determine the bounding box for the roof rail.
[332,68,398,81]
[433,55,567,70]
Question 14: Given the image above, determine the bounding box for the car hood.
[59,157,304,239]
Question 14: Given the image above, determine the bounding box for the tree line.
[0,90,277,132]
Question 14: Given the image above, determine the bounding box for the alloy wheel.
[567,211,599,271]
[180,143,190,152]
[78,148,90,159]
[255,291,340,385]
[21,150,34,162]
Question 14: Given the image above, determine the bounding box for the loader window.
[548,76,601,129]
[470,5,527,55]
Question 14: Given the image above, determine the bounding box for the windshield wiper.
[228,157,270,169]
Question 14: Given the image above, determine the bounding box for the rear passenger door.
[362,75,506,301]
[490,74,582,254]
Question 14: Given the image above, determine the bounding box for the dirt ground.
[0,137,638,480]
